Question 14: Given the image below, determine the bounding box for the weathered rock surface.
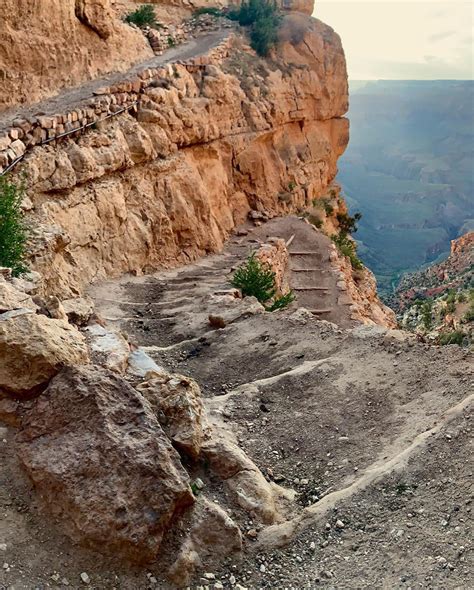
[136,372,207,459]
[0,0,150,111]
[84,323,130,373]
[0,280,37,313]
[202,432,279,523]
[168,496,243,586]
[16,365,194,562]
[0,312,88,396]
[62,296,95,325]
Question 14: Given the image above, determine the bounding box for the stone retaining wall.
[255,238,290,296]
[0,36,234,176]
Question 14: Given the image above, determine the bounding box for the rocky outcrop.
[136,372,207,459]
[0,310,89,397]
[16,365,194,563]
[395,231,474,311]
[329,242,398,329]
[14,16,348,297]
[0,0,150,111]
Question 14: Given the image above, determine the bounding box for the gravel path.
[0,30,229,133]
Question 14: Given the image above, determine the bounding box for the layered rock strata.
[14,16,348,297]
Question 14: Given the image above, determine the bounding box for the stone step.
[308,308,333,315]
[293,287,329,292]
[289,251,321,256]
[291,268,324,272]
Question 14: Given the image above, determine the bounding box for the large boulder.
[137,372,207,459]
[16,365,194,562]
[0,311,88,396]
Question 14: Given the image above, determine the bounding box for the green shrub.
[231,253,276,302]
[463,307,474,323]
[457,291,467,303]
[336,211,362,234]
[421,299,433,330]
[227,0,281,56]
[231,253,294,311]
[332,233,363,270]
[266,290,295,312]
[0,175,29,276]
[125,4,156,27]
[438,330,464,346]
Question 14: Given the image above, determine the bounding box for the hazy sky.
[314,1,473,80]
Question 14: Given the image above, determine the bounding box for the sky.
[314,0,474,80]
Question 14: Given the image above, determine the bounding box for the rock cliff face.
[0,0,151,111]
[17,17,349,297]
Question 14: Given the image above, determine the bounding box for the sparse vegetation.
[332,233,364,270]
[266,290,296,312]
[337,211,362,235]
[438,330,464,346]
[312,197,334,216]
[0,175,29,276]
[228,0,281,56]
[125,4,156,27]
[421,299,433,330]
[231,253,294,311]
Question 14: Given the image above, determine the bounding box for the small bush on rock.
[231,253,294,311]
[228,0,281,56]
[0,175,28,276]
[125,5,156,27]
[332,233,363,270]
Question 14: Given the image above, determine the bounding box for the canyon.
[0,1,472,589]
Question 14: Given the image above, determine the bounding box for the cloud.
[429,30,456,43]
[315,1,473,80]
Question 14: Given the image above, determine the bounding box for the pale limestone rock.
[83,324,130,374]
[0,281,37,313]
[202,434,279,524]
[0,312,88,396]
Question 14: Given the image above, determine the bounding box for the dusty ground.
[1,217,472,589]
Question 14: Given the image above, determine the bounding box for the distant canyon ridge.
[338,80,474,295]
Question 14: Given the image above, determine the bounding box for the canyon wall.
[0,0,151,111]
[16,16,349,297]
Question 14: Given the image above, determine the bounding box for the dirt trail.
[0,30,228,132]
[1,217,471,589]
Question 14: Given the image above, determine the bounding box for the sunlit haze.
[314,0,474,80]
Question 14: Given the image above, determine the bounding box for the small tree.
[231,253,294,311]
[0,175,28,276]
[231,253,276,302]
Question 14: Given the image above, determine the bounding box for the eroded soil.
[1,217,472,589]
